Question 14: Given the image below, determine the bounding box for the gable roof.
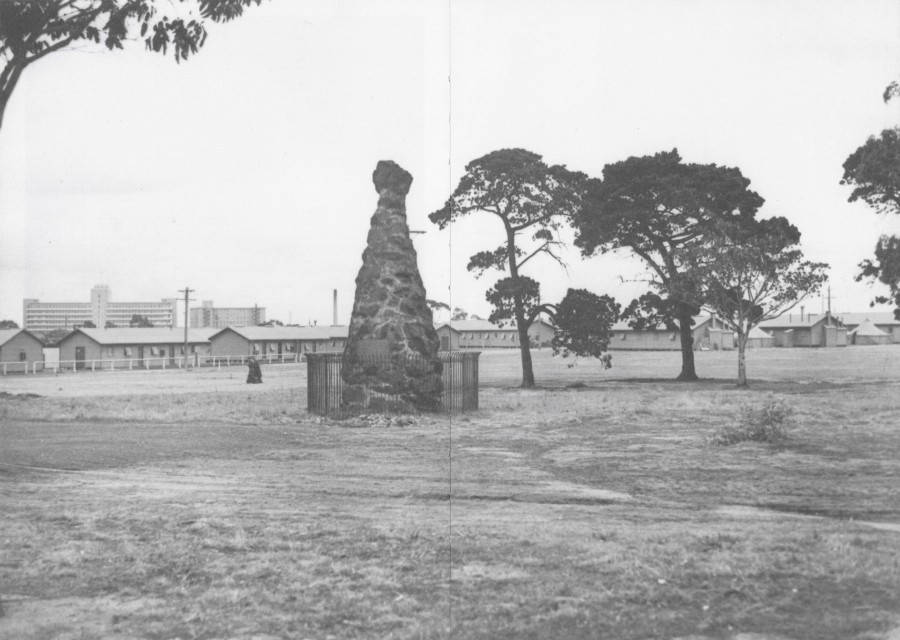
[66,327,217,345]
[436,319,557,333]
[0,328,42,348]
[208,325,349,341]
[836,312,900,327]
[758,313,844,329]
[848,318,890,336]
[443,319,515,332]
[747,326,774,339]
[611,315,712,332]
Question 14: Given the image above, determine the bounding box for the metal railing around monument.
[306,351,480,416]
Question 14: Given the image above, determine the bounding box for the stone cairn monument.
[341,161,443,413]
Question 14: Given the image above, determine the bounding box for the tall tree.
[429,148,585,387]
[0,0,262,133]
[841,84,900,317]
[575,149,765,381]
[691,217,828,386]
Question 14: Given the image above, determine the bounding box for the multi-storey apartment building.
[23,285,177,331]
[190,300,265,328]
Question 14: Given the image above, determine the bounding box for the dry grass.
[2,348,900,639]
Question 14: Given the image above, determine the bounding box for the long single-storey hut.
[607,315,732,351]
[56,327,216,370]
[757,312,846,347]
[434,318,557,350]
[0,328,45,373]
[837,312,900,344]
[208,325,348,360]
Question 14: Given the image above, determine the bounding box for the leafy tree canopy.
[429,148,586,388]
[39,327,69,346]
[105,320,117,328]
[0,0,263,130]
[484,276,540,329]
[841,127,900,216]
[82,320,96,328]
[692,216,828,385]
[575,149,765,381]
[550,288,619,366]
[857,235,900,319]
[129,314,154,327]
[0,319,19,329]
[426,300,450,312]
[451,307,469,321]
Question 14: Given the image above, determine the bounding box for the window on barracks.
[124,347,132,356]
[19,350,26,361]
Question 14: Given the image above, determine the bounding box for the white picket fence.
[0,352,308,375]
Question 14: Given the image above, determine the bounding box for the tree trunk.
[505,228,535,388]
[516,307,535,388]
[736,332,749,387]
[675,309,699,382]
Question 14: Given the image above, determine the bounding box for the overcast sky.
[1,0,898,327]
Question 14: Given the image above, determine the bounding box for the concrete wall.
[0,332,45,373]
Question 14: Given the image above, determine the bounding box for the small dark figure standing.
[246,356,263,384]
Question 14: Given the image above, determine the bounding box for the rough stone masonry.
[341,160,443,413]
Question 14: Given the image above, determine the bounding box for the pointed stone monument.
[341,161,443,413]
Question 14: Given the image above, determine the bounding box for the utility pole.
[178,287,195,369]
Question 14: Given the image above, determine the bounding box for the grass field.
[2,347,900,639]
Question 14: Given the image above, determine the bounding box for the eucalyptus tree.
[691,217,828,386]
[575,149,765,381]
[841,85,900,318]
[0,0,263,133]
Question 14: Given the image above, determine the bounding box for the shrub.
[709,397,796,446]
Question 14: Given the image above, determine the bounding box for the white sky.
[1,0,898,326]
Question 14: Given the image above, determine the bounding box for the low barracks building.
[608,315,733,351]
[434,319,557,350]
[56,327,216,370]
[208,326,349,358]
[0,329,45,373]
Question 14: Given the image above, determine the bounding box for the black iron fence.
[306,351,480,416]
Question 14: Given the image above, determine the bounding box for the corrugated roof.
[211,325,349,341]
[836,312,900,327]
[848,319,890,336]
[611,315,711,332]
[438,319,514,332]
[73,327,217,345]
[758,314,843,329]
[748,326,773,339]
[435,319,556,332]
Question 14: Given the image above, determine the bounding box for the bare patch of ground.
[2,348,900,638]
